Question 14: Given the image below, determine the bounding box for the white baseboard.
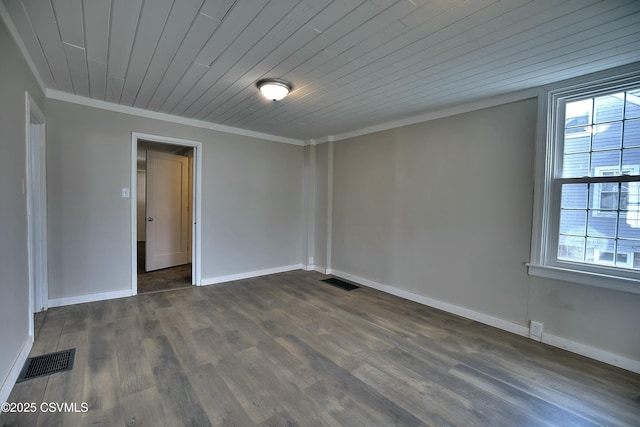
[330,269,528,337]
[48,289,133,308]
[0,336,33,404]
[328,269,640,374]
[201,264,304,286]
[313,266,328,274]
[542,333,640,374]
[303,264,328,274]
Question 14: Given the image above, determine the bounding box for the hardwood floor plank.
[83,322,121,414]
[2,270,638,426]
[255,338,322,390]
[236,345,340,426]
[61,304,90,334]
[185,362,254,427]
[113,315,156,397]
[411,331,640,425]
[31,308,66,354]
[279,334,425,426]
[120,387,170,427]
[79,406,124,427]
[351,363,459,427]
[256,411,300,427]
[450,363,600,426]
[142,335,212,426]
[379,346,549,426]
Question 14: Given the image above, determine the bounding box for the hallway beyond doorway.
[137,242,191,294]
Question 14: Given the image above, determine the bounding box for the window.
[529,67,640,293]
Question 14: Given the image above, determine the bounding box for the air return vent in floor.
[16,348,76,383]
[321,277,360,291]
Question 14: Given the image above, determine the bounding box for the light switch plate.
[121,187,130,198]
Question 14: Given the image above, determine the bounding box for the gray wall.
[0,19,44,393]
[330,99,640,361]
[45,99,303,299]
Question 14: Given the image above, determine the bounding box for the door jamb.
[130,132,202,295]
[25,92,47,338]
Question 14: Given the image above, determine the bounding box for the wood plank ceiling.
[2,0,640,140]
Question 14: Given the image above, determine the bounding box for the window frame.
[528,65,640,294]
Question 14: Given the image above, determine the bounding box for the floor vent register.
[16,348,76,383]
[321,277,360,291]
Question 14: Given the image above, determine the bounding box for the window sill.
[527,263,640,294]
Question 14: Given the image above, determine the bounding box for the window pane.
[564,132,591,153]
[586,237,615,265]
[558,235,585,262]
[590,151,620,176]
[594,93,624,123]
[562,152,589,177]
[616,239,640,268]
[621,148,640,172]
[565,99,592,128]
[560,210,586,235]
[592,122,622,151]
[561,184,588,209]
[587,211,617,237]
[623,119,640,148]
[589,182,618,210]
[619,213,640,239]
[625,182,640,213]
[625,90,640,119]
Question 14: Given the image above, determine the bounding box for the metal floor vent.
[321,278,360,291]
[16,349,75,383]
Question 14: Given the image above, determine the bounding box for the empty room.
[1,0,639,425]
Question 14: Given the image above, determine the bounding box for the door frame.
[25,92,47,338]
[130,132,202,295]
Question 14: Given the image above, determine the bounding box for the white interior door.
[145,150,190,271]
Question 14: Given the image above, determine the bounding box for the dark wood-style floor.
[2,270,639,426]
[137,242,192,294]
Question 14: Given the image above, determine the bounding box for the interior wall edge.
[0,4,46,93]
[0,337,33,405]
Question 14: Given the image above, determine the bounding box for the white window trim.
[528,63,640,294]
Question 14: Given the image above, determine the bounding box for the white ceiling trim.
[319,88,540,143]
[46,89,305,146]
[0,2,45,94]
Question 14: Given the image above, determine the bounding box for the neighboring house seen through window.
[529,67,640,293]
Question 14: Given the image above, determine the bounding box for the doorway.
[131,133,202,295]
[25,92,47,338]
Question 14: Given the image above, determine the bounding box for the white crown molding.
[0,3,46,94]
[327,88,539,142]
[45,89,306,146]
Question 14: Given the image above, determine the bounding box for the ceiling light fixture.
[256,78,292,101]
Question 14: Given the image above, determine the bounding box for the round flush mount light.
[256,78,292,101]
